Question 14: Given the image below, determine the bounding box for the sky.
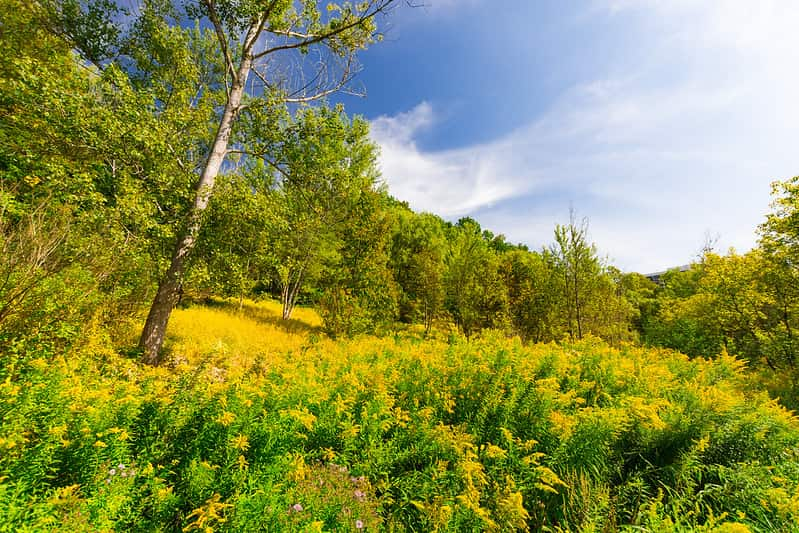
[332,0,799,273]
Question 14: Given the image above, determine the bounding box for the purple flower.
[291,503,303,512]
[353,489,365,501]
[355,519,364,529]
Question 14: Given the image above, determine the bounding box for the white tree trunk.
[139,30,258,365]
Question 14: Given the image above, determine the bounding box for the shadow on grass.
[201,298,324,336]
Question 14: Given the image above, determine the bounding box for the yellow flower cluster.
[4,297,798,531]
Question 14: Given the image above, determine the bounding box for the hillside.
[2,300,798,532]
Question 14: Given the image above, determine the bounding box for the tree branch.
[202,0,237,84]
[251,0,394,60]
[266,29,319,40]
[250,54,359,103]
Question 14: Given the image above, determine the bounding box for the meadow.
[4,2,799,530]
[1,299,798,532]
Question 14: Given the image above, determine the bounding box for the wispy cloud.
[371,1,799,272]
[371,102,545,216]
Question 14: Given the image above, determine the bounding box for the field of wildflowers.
[1,299,798,531]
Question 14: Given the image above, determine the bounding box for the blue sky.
[330,1,799,273]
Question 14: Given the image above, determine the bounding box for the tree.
[189,172,275,305]
[502,249,559,343]
[270,106,382,320]
[390,209,447,334]
[636,178,799,406]
[760,177,799,263]
[1,0,204,353]
[585,266,637,347]
[550,211,602,341]
[45,0,399,363]
[192,105,385,322]
[615,271,657,342]
[759,177,799,370]
[318,189,399,337]
[444,218,509,338]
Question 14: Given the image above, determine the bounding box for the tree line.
[196,172,641,348]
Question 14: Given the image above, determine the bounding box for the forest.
[2,0,799,531]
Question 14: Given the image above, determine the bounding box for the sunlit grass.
[165,298,322,373]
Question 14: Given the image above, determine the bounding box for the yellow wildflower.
[230,434,249,452]
[217,411,236,426]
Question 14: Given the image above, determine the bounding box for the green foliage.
[635,177,799,409]
[761,177,799,261]
[502,249,560,343]
[444,218,509,338]
[640,265,720,359]
[0,0,644,357]
[269,106,385,322]
[550,212,604,341]
[190,173,276,302]
[318,190,399,337]
[641,250,798,407]
[6,3,799,530]
[0,0,205,356]
[538,212,638,346]
[390,209,447,333]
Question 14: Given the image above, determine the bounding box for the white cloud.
[371,102,434,145]
[372,1,799,272]
[370,102,544,217]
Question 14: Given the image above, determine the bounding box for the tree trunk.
[574,268,582,340]
[281,283,291,320]
[139,42,256,365]
[281,264,305,320]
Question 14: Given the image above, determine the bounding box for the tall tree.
[760,177,799,262]
[46,0,398,363]
[142,1,397,363]
[444,218,509,338]
[1,0,207,350]
[192,105,384,321]
[270,106,381,320]
[318,189,399,337]
[390,209,447,334]
[502,249,559,343]
[550,211,602,341]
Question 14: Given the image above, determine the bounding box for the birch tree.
[47,0,398,363]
